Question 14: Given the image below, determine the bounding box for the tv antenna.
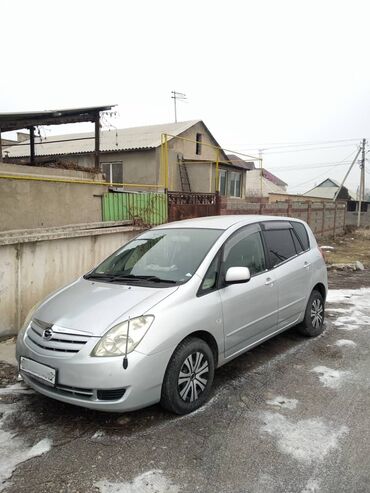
[171,91,187,122]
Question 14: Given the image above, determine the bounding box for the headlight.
[91,315,154,357]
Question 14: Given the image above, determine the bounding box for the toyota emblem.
[42,328,53,341]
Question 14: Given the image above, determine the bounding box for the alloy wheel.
[311,298,323,328]
[178,351,209,402]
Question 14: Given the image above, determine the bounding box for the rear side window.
[263,229,297,267]
[291,222,310,251]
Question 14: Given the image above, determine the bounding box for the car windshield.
[86,228,223,285]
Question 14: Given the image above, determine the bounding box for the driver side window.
[223,229,266,276]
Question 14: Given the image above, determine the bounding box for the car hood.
[34,277,179,336]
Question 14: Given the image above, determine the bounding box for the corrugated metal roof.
[4,120,200,158]
[303,179,357,200]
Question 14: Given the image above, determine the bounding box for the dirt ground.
[320,228,370,267]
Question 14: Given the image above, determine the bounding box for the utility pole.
[258,149,264,199]
[171,91,187,122]
[357,138,366,227]
[333,144,362,202]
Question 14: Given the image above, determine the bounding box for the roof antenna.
[171,91,187,122]
[122,317,130,369]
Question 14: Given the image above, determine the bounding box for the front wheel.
[160,337,215,415]
[297,289,325,337]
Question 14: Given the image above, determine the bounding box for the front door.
[219,224,279,359]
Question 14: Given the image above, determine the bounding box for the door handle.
[265,277,274,286]
[304,261,311,269]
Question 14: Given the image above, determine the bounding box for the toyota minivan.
[16,215,327,414]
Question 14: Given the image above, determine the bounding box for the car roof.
[154,215,305,231]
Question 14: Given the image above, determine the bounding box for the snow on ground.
[95,470,179,493]
[0,383,34,395]
[327,288,370,331]
[301,478,321,493]
[0,388,52,491]
[335,339,357,348]
[260,412,348,464]
[266,396,298,410]
[311,366,350,389]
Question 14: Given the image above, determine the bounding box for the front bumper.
[16,331,172,412]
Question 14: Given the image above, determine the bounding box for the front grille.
[26,375,126,402]
[25,319,91,356]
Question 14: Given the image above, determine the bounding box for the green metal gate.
[102,192,168,226]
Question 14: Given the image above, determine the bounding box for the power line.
[232,138,362,151]
[288,149,360,189]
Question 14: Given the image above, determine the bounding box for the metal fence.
[102,192,167,226]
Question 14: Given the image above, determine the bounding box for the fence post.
[322,203,326,235]
[333,202,337,238]
[215,191,221,215]
[287,201,292,217]
[307,202,311,226]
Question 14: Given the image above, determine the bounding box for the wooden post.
[333,202,337,238]
[287,201,292,217]
[0,128,2,161]
[29,126,35,165]
[94,112,100,171]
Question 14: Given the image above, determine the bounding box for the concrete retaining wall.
[0,222,143,337]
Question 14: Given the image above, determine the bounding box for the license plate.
[20,357,56,386]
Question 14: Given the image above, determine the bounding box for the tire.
[160,337,215,415]
[298,289,325,337]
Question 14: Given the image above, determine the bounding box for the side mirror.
[225,266,251,284]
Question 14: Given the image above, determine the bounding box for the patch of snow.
[301,478,321,492]
[327,289,370,332]
[327,288,370,305]
[95,470,179,493]
[0,383,34,395]
[320,245,334,250]
[260,412,348,464]
[311,366,349,389]
[335,339,357,348]
[266,396,298,410]
[92,430,105,439]
[0,399,52,490]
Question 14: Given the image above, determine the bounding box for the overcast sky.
[2,0,370,193]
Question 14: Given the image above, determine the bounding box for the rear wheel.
[298,289,325,337]
[160,337,215,415]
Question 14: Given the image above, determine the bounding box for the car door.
[261,221,312,330]
[219,223,279,359]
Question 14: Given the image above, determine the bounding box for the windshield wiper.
[111,274,177,284]
[84,273,177,284]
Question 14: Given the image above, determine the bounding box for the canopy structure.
[0,105,116,168]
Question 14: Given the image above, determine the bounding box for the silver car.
[16,215,327,414]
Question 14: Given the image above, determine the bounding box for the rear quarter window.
[291,222,310,251]
[263,229,297,267]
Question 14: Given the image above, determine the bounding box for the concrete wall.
[346,211,370,227]
[0,162,108,231]
[221,199,346,237]
[0,223,143,337]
